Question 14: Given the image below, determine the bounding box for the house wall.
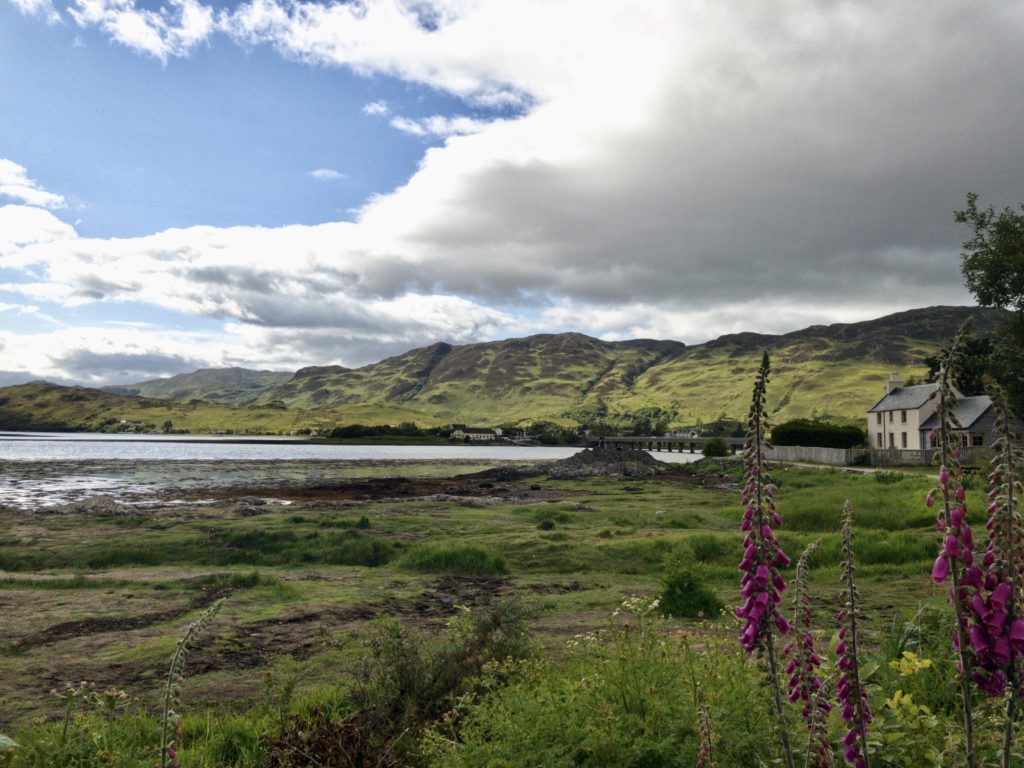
[918,410,1024,450]
[867,400,935,451]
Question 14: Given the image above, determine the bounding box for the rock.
[58,494,133,516]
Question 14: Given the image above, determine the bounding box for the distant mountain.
[0,306,1007,433]
[104,367,292,405]
[254,335,687,422]
[0,381,300,434]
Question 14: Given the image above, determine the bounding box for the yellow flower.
[889,651,933,676]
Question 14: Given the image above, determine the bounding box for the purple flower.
[836,502,870,767]
[736,353,790,655]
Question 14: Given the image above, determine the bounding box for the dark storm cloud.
[361,2,1022,313]
[52,350,205,382]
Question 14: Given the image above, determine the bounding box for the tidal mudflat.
[0,453,943,734]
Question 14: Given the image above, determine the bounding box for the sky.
[1,0,1023,386]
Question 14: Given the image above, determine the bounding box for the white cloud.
[389,114,491,138]
[9,0,61,23]
[68,0,214,62]
[362,100,390,116]
[0,205,77,254]
[0,159,66,209]
[4,1,1023,383]
[309,168,346,180]
[219,0,536,106]
[0,303,39,314]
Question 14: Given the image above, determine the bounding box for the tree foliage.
[923,336,993,396]
[956,193,1024,410]
[771,418,865,449]
[957,193,1024,311]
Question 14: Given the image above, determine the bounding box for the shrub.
[424,598,773,768]
[659,547,724,619]
[702,437,730,457]
[268,599,532,768]
[770,418,866,448]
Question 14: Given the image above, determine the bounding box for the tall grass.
[398,544,508,576]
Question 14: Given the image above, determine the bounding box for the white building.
[867,373,1024,451]
[866,374,943,450]
[450,427,498,442]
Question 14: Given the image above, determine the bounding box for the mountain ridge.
[2,305,1008,433]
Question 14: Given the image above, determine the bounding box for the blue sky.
[0,1,482,237]
[1,0,1023,385]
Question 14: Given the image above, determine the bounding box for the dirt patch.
[187,475,565,505]
[527,580,584,595]
[398,575,511,622]
[10,585,232,652]
[186,577,513,672]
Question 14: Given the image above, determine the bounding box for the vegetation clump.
[701,437,730,457]
[658,548,724,619]
[771,419,865,449]
[268,599,532,768]
[398,544,508,576]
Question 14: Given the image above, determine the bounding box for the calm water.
[0,432,581,462]
[0,432,701,508]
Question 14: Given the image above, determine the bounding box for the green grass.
[0,461,959,739]
[397,544,508,576]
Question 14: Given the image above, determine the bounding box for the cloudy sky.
[1,0,1022,385]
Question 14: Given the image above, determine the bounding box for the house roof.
[454,427,495,434]
[867,383,938,413]
[919,395,993,431]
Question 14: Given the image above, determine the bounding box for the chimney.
[887,372,903,394]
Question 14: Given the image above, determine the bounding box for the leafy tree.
[923,337,993,396]
[956,193,1024,409]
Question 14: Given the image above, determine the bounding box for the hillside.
[255,305,1005,427]
[104,367,292,405]
[0,306,1007,433]
[0,382,305,434]
[253,335,686,424]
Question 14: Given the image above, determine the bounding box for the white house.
[450,427,498,442]
[867,373,1024,451]
[866,374,944,450]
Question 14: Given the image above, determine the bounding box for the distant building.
[867,373,1024,451]
[866,374,943,450]
[450,427,498,442]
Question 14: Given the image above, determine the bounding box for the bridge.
[595,435,746,454]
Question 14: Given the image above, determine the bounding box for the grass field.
[0,457,998,766]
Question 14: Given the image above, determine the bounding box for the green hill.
[103,367,291,405]
[0,382,309,434]
[0,306,1007,433]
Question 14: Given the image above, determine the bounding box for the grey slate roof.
[867,383,938,413]
[919,396,993,431]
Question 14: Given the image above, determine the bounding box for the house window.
[972,432,985,447]
[888,433,895,448]
[876,413,882,425]
[876,433,883,448]
[901,410,907,423]
[901,432,907,448]
[888,411,894,423]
